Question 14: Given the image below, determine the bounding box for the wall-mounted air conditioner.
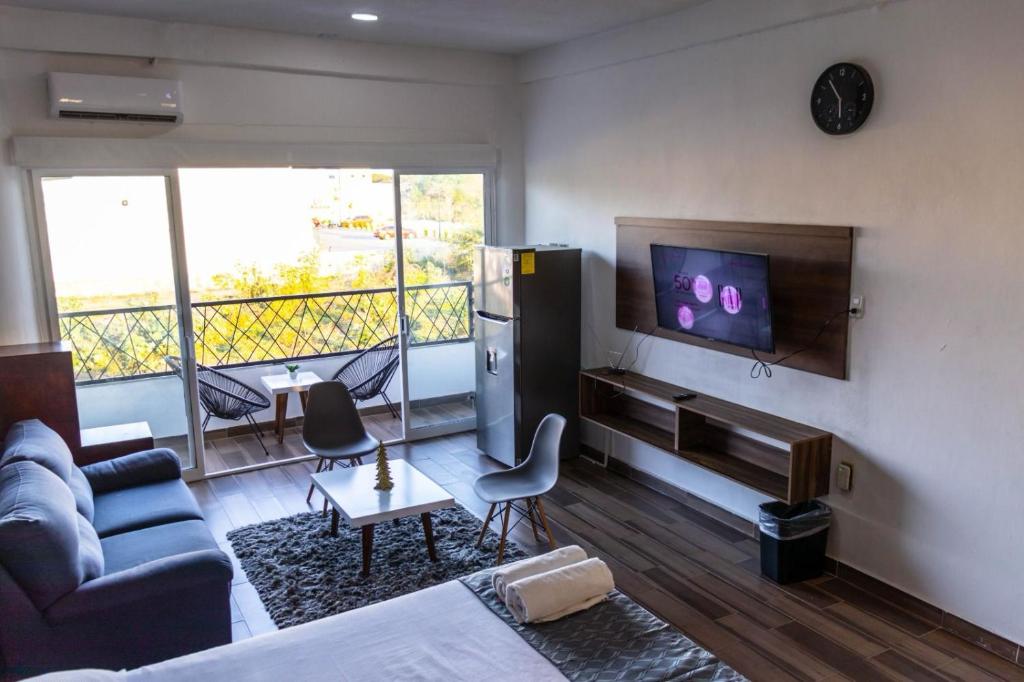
[48,72,184,125]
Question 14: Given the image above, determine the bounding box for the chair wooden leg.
[274,394,287,444]
[306,457,325,504]
[525,498,541,542]
[476,503,497,548]
[496,502,512,565]
[534,497,557,551]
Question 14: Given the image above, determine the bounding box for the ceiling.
[0,0,704,54]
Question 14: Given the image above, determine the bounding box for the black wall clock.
[811,62,874,135]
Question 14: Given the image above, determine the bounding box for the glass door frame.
[29,163,497,477]
[392,167,495,442]
[29,169,209,482]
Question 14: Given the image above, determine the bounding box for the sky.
[42,169,397,302]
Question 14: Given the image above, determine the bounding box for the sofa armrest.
[80,448,182,493]
[44,549,233,625]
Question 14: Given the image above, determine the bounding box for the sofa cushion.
[100,519,220,575]
[68,466,95,522]
[0,461,85,610]
[2,419,73,482]
[2,419,96,521]
[81,448,181,494]
[92,478,203,538]
[78,514,104,581]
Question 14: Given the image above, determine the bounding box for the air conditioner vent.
[58,110,181,123]
[48,73,184,125]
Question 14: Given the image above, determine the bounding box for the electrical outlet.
[850,295,865,319]
[837,462,853,492]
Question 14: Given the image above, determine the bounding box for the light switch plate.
[837,462,853,491]
[850,295,865,319]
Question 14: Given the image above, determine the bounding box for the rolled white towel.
[492,545,588,602]
[504,558,615,624]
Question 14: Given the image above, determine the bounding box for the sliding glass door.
[36,174,202,471]
[395,172,487,439]
[176,168,402,473]
[35,166,492,477]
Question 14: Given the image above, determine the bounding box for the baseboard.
[581,444,756,537]
[580,445,1024,668]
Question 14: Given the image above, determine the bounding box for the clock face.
[811,62,874,135]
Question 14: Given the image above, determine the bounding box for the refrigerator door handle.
[474,309,512,325]
[485,347,498,375]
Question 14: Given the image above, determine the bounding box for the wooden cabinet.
[79,422,154,465]
[0,342,82,454]
[580,367,832,503]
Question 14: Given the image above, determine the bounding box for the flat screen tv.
[650,244,774,353]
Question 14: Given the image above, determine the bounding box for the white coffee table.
[259,371,322,443]
[311,459,456,576]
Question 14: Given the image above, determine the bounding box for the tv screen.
[650,244,774,353]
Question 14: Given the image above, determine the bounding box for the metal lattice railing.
[57,303,181,383]
[58,281,474,384]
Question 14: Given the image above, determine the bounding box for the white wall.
[0,65,42,344]
[0,6,524,345]
[522,0,1024,643]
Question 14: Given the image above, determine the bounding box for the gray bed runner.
[460,569,746,681]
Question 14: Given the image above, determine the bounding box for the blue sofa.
[0,420,233,678]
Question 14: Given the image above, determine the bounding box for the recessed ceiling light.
[351,13,378,22]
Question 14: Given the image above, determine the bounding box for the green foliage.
[58,244,474,382]
[57,174,484,383]
[401,174,484,233]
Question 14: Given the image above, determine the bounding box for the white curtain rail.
[11,137,497,171]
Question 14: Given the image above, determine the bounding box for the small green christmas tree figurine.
[374,442,394,491]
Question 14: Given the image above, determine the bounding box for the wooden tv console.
[579,368,832,503]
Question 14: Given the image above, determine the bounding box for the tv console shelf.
[579,367,832,503]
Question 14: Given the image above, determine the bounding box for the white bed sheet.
[37,581,566,682]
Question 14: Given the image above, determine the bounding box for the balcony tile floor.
[158,401,474,475]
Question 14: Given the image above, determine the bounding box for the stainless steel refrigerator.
[474,245,581,467]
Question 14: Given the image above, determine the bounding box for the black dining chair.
[165,356,272,456]
[331,335,400,418]
[302,381,381,513]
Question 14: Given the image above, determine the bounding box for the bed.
[32,575,743,681]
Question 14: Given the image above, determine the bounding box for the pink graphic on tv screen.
[694,275,713,303]
[676,305,695,330]
[720,285,742,314]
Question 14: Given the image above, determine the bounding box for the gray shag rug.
[227,505,528,628]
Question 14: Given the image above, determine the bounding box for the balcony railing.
[58,281,474,384]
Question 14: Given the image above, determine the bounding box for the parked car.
[373,225,415,240]
[342,215,374,229]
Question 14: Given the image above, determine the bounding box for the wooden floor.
[188,436,1023,681]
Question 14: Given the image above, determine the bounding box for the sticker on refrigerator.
[520,252,536,275]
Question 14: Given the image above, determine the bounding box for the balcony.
[61,282,476,473]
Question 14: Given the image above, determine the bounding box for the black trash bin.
[758,500,831,584]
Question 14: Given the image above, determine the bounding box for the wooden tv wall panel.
[616,217,854,380]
